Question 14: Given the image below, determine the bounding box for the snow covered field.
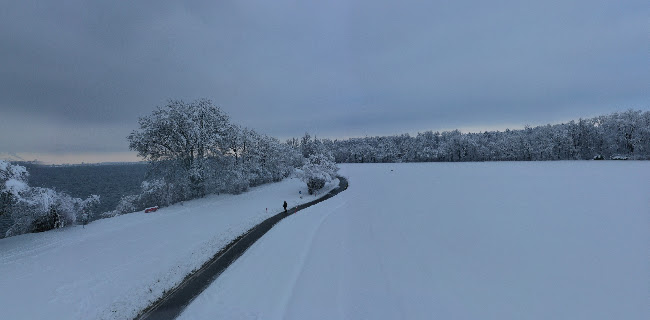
[0,177,337,320]
[180,162,649,320]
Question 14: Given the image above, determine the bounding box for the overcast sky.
[0,0,647,164]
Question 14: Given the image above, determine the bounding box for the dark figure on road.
[283,201,288,212]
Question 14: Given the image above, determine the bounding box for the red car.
[144,206,159,213]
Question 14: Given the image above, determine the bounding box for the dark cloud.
[0,0,647,161]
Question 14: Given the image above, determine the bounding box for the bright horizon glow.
[0,152,141,165]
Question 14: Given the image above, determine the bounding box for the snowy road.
[139,177,347,320]
[0,177,337,320]
[180,162,650,320]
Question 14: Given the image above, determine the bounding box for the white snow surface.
[4,178,28,195]
[180,162,649,320]
[0,177,337,320]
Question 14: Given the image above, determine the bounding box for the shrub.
[1,160,100,237]
[307,178,326,194]
[297,153,339,194]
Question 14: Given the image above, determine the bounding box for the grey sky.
[0,0,647,163]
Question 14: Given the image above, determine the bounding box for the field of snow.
[180,162,649,320]
[0,177,337,320]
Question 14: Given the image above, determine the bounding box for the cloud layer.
[1,0,647,161]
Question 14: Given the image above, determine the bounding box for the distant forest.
[291,110,649,162]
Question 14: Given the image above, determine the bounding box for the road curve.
[135,176,349,320]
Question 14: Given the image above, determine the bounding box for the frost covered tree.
[1,160,100,237]
[316,110,650,163]
[297,153,339,194]
[120,99,302,214]
[128,99,231,198]
[0,160,28,218]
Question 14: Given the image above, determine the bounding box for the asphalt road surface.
[136,177,348,320]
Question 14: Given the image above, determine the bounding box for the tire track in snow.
[367,214,408,319]
[276,200,348,319]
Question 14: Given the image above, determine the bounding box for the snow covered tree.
[1,160,100,237]
[1,160,28,218]
[128,99,231,198]
[308,110,649,163]
[121,98,303,213]
[297,153,339,194]
[300,132,313,157]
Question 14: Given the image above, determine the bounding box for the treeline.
[296,110,649,163]
[107,99,303,216]
[1,160,100,237]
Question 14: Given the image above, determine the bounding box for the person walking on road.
[283,201,288,213]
